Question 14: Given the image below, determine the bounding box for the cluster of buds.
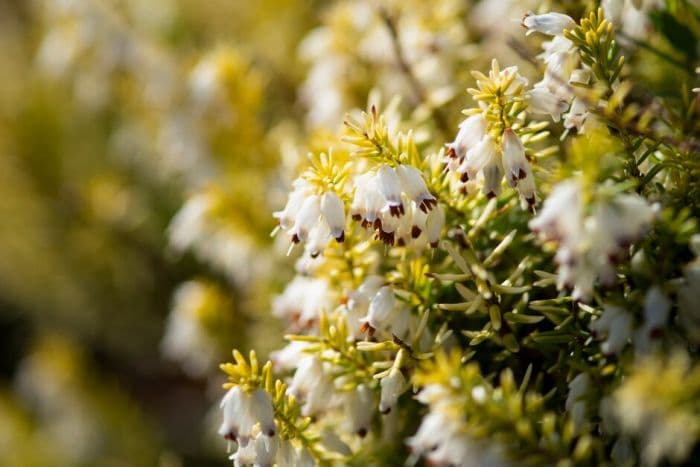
[445,61,538,205]
[530,180,657,301]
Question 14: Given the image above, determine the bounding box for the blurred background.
[0,0,319,465]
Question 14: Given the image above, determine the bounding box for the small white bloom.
[320,191,345,241]
[471,385,488,404]
[406,410,453,454]
[501,129,529,187]
[305,220,331,258]
[288,355,334,416]
[379,367,406,414]
[362,286,397,334]
[273,276,332,330]
[253,432,278,467]
[249,389,276,437]
[377,165,404,217]
[425,204,445,248]
[219,386,247,442]
[274,440,296,467]
[522,12,576,36]
[527,86,569,121]
[344,384,375,436]
[602,0,626,23]
[274,179,314,230]
[482,152,504,199]
[270,341,309,373]
[219,387,275,444]
[345,276,384,337]
[447,114,488,160]
[590,305,633,355]
[230,438,257,466]
[461,134,497,182]
[291,194,321,244]
[395,164,437,213]
[529,180,582,241]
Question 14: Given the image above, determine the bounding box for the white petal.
[320,192,345,241]
[523,12,576,36]
[292,195,321,243]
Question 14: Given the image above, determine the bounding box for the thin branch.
[378,8,451,137]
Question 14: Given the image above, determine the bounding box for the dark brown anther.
[336,231,345,243]
[390,204,405,217]
[411,225,422,238]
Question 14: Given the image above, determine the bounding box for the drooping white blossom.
[379,367,406,414]
[590,305,634,356]
[531,180,656,301]
[219,387,276,443]
[522,12,576,36]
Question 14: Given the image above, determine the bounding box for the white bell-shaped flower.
[590,305,633,355]
[527,86,569,122]
[379,367,406,414]
[361,286,397,334]
[219,386,248,442]
[482,152,504,198]
[395,164,437,213]
[460,133,497,182]
[376,164,404,217]
[249,389,276,437]
[320,191,345,242]
[219,387,275,444]
[425,204,445,248]
[291,195,321,244]
[446,114,487,160]
[345,384,375,437]
[502,129,529,187]
[274,179,314,230]
[522,12,575,36]
[288,355,334,416]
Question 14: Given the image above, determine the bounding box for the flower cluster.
[530,179,657,301]
[274,107,444,255]
[218,351,336,467]
[444,60,545,206]
[203,3,700,467]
